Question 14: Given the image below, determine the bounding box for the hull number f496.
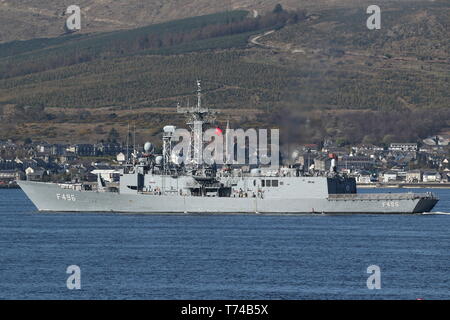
[382,201,399,208]
[56,193,76,202]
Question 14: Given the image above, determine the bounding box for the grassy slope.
[0,2,449,147]
[0,10,250,76]
[0,0,416,43]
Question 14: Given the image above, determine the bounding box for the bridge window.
[266,180,271,187]
[262,180,265,187]
[272,180,279,187]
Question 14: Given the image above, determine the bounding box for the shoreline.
[358,183,450,189]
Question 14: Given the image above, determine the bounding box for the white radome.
[155,156,163,165]
[144,142,154,153]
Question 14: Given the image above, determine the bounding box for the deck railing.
[328,192,438,200]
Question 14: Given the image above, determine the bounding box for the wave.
[422,212,450,215]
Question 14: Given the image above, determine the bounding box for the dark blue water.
[1,188,449,300]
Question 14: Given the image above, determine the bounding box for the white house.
[443,159,449,168]
[406,170,422,183]
[116,152,126,163]
[25,167,45,181]
[356,171,372,184]
[423,171,440,183]
[389,143,418,152]
[383,171,398,183]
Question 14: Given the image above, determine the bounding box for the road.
[249,30,275,47]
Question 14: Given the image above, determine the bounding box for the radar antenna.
[177,80,217,168]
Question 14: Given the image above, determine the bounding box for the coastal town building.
[1,138,449,186]
[383,171,398,183]
[116,152,126,164]
[423,171,440,183]
[389,143,418,152]
[406,170,422,183]
[338,156,374,171]
[25,167,46,181]
[355,171,373,184]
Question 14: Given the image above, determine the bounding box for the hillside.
[0,1,449,148]
[0,0,422,43]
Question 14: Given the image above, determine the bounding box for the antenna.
[126,106,131,163]
[126,124,129,162]
[225,119,230,164]
[177,80,217,168]
[133,122,136,155]
[197,79,202,111]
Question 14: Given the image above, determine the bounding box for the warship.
[18,82,438,214]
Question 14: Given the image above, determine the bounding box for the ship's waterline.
[17,179,438,214]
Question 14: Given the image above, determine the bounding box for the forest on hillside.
[0,9,306,80]
[0,3,448,146]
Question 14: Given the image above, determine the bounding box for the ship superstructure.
[18,82,438,214]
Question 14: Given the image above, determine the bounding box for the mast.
[225,119,230,164]
[197,79,202,111]
[133,122,136,156]
[177,80,216,168]
[193,80,203,165]
[126,121,130,163]
[126,105,134,163]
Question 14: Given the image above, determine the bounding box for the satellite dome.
[144,142,154,153]
[163,125,176,133]
[155,156,163,165]
[171,154,182,165]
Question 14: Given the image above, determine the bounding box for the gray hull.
[18,180,438,214]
